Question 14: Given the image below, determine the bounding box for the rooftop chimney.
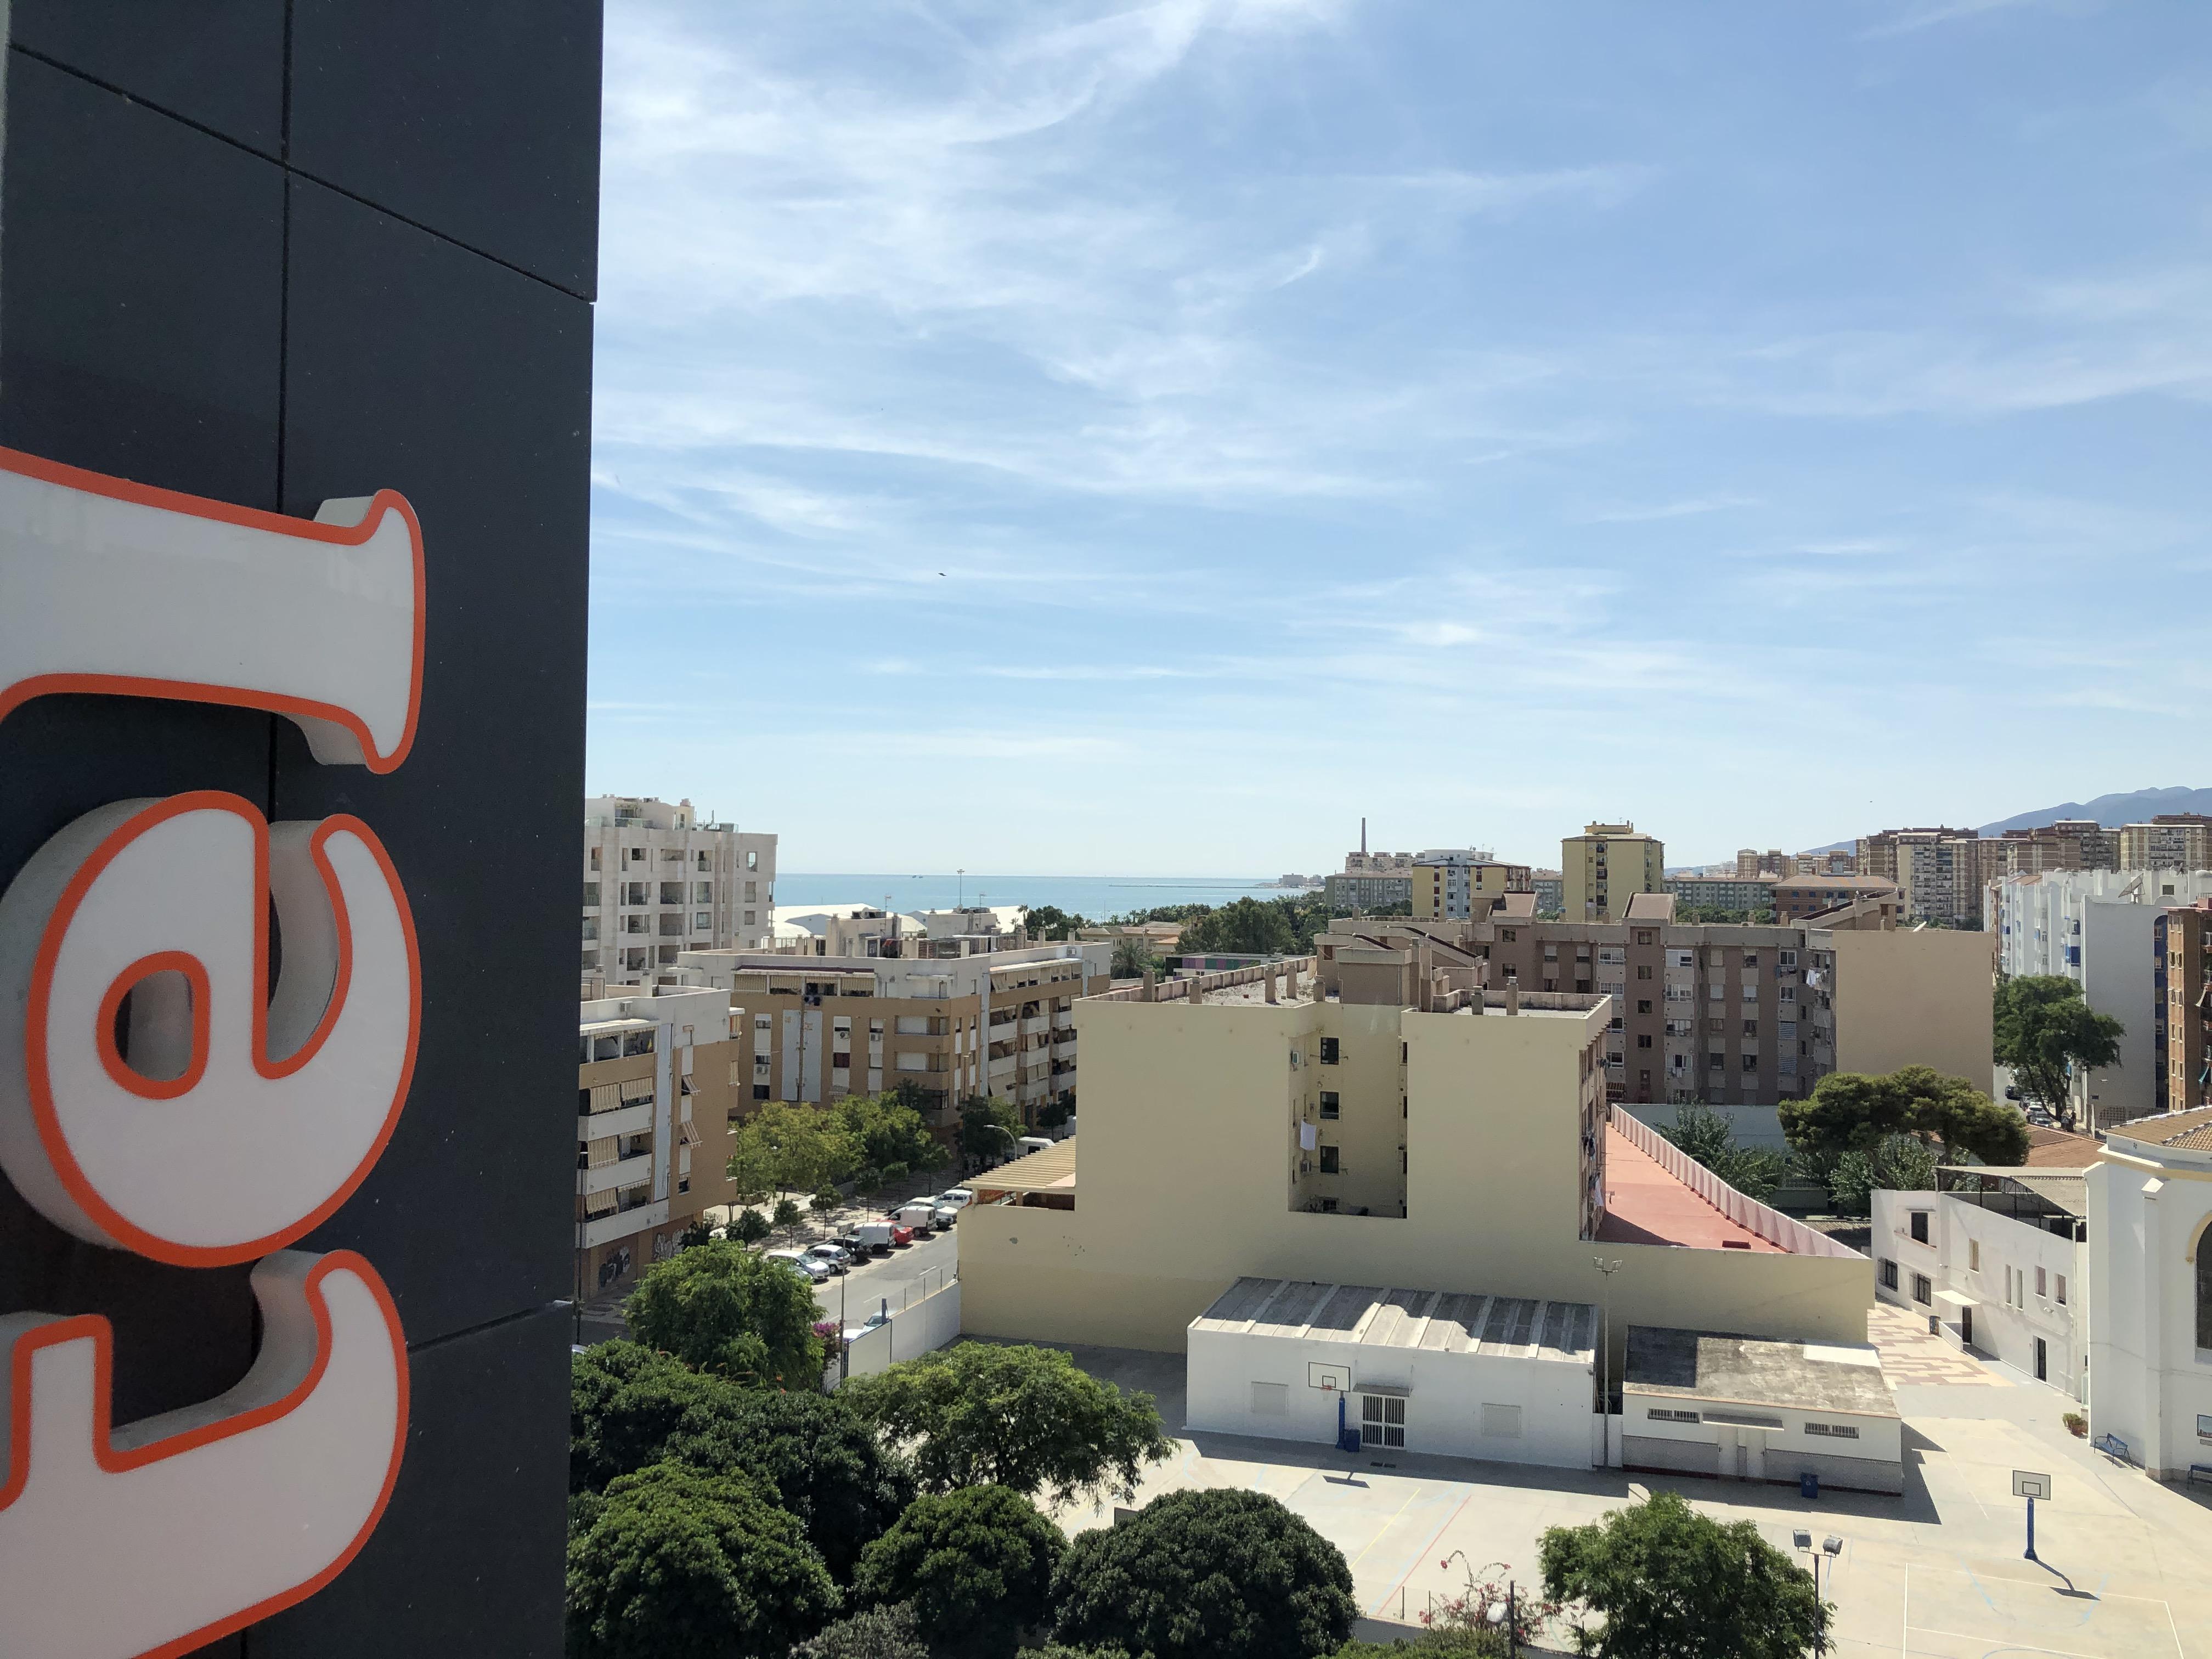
[1361,816,1368,856]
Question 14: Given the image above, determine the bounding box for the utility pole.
[1592,1257,1622,1467]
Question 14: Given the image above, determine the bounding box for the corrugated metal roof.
[1195,1280,1592,1362]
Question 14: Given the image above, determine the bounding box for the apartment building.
[1324,872,1415,911]
[1665,876,1775,916]
[1562,822,1664,922]
[1991,868,2212,1128]
[1772,873,1900,923]
[956,956,1870,1374]
[1995,819,2117,875]
[2154,899,2211,1116]
[674,936,1111,1128]
[575,985,737,1296]
[2119,814,2212,873]
[1410,848,1531,921]
[1872,1169,2087,1394]
[1320,900,1993,1109]
[582,796,777,986]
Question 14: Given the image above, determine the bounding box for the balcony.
[1053,1009,1075,1030]
[1021,1015,1050,1036]
[989,1052,1018,1080]
[578,1101,653,1140]
[580,1198,667,1250]
[579,1153,654,1196]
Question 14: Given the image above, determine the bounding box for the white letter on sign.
[0,445,424,770]
[0,1249,409,1659]
[0,793,420,1265]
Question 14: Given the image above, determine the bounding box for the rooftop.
[1624,1326,1896,1418]
[2021,1125,2103,1166]
[1194,1277,1595,1363]
[2106,1105,2212,1151]
[972,1137,1077,1198]
[1595,1126,1784,1253]
[1623,892,1675,922]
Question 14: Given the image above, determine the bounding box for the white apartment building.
[582,797,777,986]
[1872,1172,2087,1396]
[1990,868,2212,1128]
[2089,1107,2212,1481]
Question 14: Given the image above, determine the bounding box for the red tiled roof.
[1595,1127,1783,1254]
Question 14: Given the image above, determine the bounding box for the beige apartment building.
[1317,896,1992,1110]
[582,796,777,986]
[957,958,1869,1363]
[1409,848,1531,921]
[1772,873,1900,923]
[672,933,1111,1131]
[1561,822,1664,922]
[2155,899,2211,1118]
[2120,815,2212,873]
[575,985,738,1296]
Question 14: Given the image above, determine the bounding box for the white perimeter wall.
[1187,1325,1593,1470]
[1871,1188,2084,1397]
[2089,1153,2212,1479]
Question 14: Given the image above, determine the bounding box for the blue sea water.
[774,872,1299,920]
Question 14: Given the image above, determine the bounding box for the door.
[2034,1337,2048,1382]
[1740,1428,1767,1482]
[1712,1424,1739,1479]
[1960,1307,1973,1348]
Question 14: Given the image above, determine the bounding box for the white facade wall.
[1623,1391,1901,1491]
[2088,1133,2212,1480]
[1871,1187,2084,1396]
[1991,870,2212,1125]
[1186,1326,1593,1470]
[583,796,777,986]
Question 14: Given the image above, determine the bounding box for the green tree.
[624,1240,824,1387]
[729,1207,771,1245]
[1109,935,1161,979]
[1020,905,1089,941]
[1051,1488,1357,1659]
[1825,1134,1938,1218]
[790,1603,930,1659]
[1654,1103,1785,1203]
[840,1342,1172,1506]
[565,1462,840,1659]
[774,1196,804,1240]
[813,1185,843,1220]
[1994,975,2124,1128]
[853,1485,1065,1658]
[729,1102,859,1200]
[1178,896,1296,956]
[836,1093,949,1178]
[1538,1489,1830,1658]
[1780,1067,2025,1165]
[571,1344,914,1579]
[678,1215,716,1250]
[1036,1096,1074,1131]
[958,1097,1023,1166]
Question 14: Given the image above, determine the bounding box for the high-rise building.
[1561,822,1665,922]
[2119,815,2212,873]
[2154,898,2212,1118]
[582,796,777,986]
[1410,848,1530,920]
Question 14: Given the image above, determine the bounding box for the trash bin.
[1799,1471,1819,1500]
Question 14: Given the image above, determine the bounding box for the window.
[1779,950,1797,968]
[1742,1020,1758,1038]
[1251,1382,1289,1416]
[1648,1407,1699,1424]
[1319,1091,1341,1118]
[1780,985,1797,1003]
[589,848,602,872]
[1881,1258,1899,1290]
[1319,1037,1340,1064]
[2198,1414,2212,1441]
[1637,965,1652,980]
[1741,1054,1758,1073]
[1501,928,1517,943]
[1318,1145,1340,1174]
[746,850,758,870]
[1804,1422,1860,1439]
[1478,1402,1521,1440]
[1637,1034,1652,1048]
[697,851,709,870]
[582,882,600,907]
[1968,1239,1979,1272]
[695,881,712,902]
[694,912,710,929]
[1708,1052,1724,1070]
[2055,1273,2067,1306]
[1635,930,1655,946]
[1912,1273,1932,1305]
[1743,952,1759,969]
[1741,983,1759,1002]
[2035,1266,2046,1298]
[1637,999,1652,1014]
[1361,1395,1407,1448]
[1909,1210,1930,1244]
[752,1084,771,1101]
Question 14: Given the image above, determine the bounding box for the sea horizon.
[774,872,1308,919]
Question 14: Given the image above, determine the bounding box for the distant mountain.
[1974,787,2212,836]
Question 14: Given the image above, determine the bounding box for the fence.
[1609,1105,1861,1260]
[1086,956,1318,1004]
[830,1276,963,1388]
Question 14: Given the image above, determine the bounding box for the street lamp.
[1792,1531,1842,1602]
[1592,1257,1622,1467]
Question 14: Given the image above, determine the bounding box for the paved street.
[813,1227,957,1325]
[1052,1325,2212,1656]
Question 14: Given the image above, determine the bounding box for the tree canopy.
[565,1462,840,1659]
[1779,1065,2026,1165]
[1655,1103,1785,1201]
[1539,1490,1830,1659]
[1119,892,1350,955]
[789,1602,930,1659]
[957,1097,1024,1166]
[1050,1488,1358,1659]
[1993,974,2124,1128]
[570,1344,915,1579]
[1020,905,1090,941]
[853,1485,1065,1658]
[836,1092,948,1180]
[839,1342,1173,1507]
[1824,1134,1938,1217]
[624,1240,825,1387]
[1109,934,1161,979]
[727,1102,858,1204]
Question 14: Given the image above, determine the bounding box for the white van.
[1015,1136,1054,1156]
[896,1201,938,1233]
[854,1221,894,1254]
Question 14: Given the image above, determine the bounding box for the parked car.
[853,1222,894,1255]
[930,1205,961,1229]
[2004,1085,2023,1101]
[804,1243,851,1273]
[936,1188,975,1211]
[887,1222,915,1247]
[835,1229,873,1257]
[764,1249,831,1284]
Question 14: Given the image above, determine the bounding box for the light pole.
[1793,1531,1842,1602]
[1592,1257,1622,1467]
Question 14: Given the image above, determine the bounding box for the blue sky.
[586,0,2211,874]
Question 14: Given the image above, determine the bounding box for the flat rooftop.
[1625,1325,1895,1418]
[1194,1277,1595,1363]
[1595,1126,1784,1253]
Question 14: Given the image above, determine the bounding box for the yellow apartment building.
[1561,822,1665,922]
[957,957,1869,1368]
[575,985,738,1296]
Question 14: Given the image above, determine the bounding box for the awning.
[1934,1290,1976,1312]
